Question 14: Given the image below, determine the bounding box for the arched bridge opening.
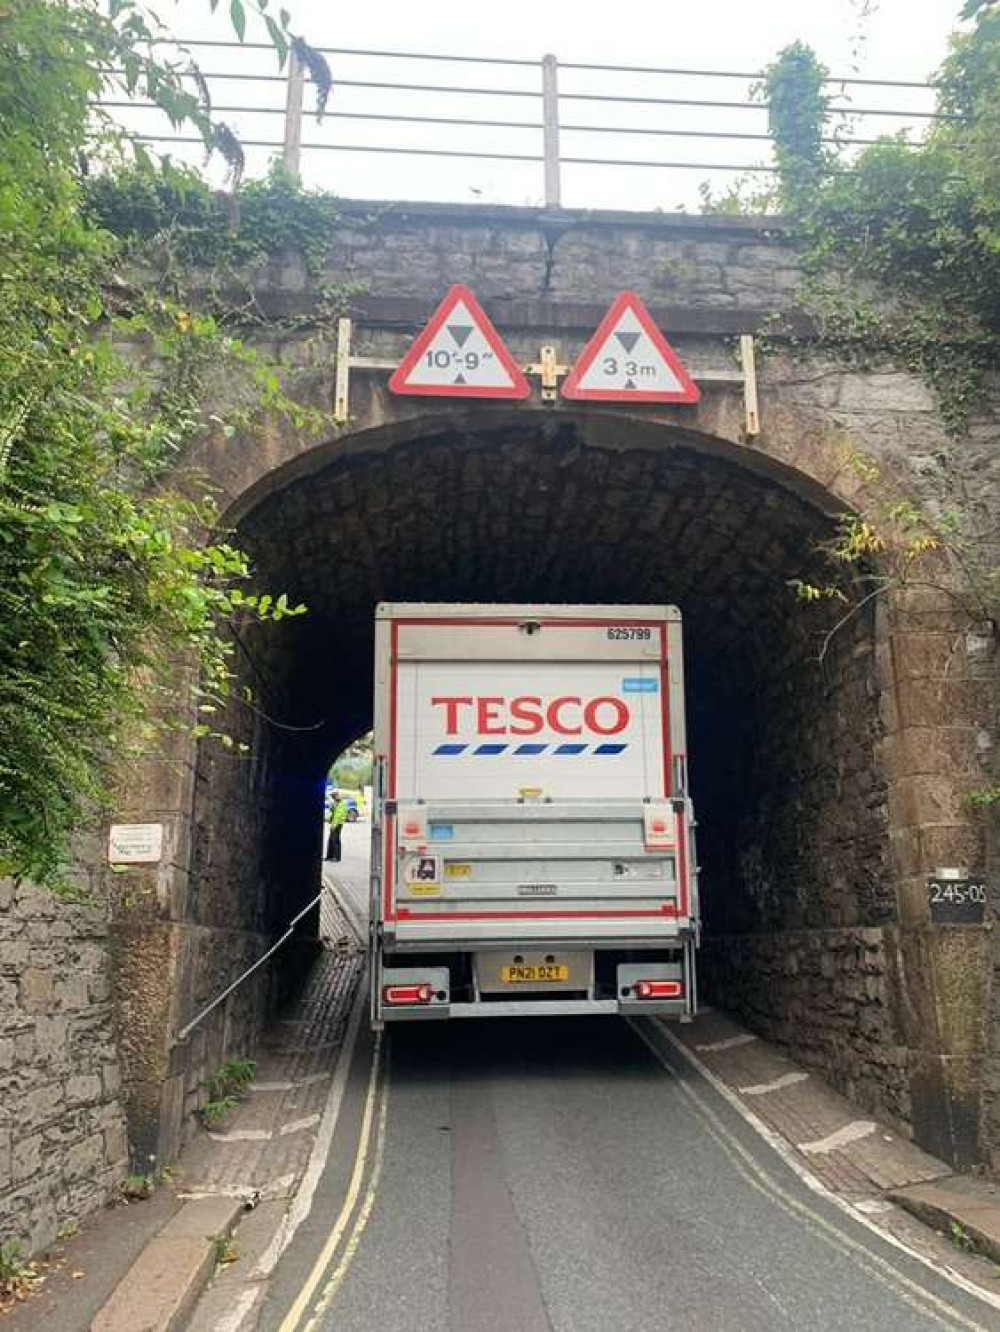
[186,411,908,1137]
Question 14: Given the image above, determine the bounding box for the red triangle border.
[388,284,530,399]
[562,291,700,404]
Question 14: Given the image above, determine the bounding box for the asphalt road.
[278,827,995,1332]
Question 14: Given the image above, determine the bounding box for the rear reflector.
[634,980,683,1000]
[382,983,434,1006]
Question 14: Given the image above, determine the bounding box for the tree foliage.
[0,0,316,888]
[761,7,1000,687]
[760,6,1000,430]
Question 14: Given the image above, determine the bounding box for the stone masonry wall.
[704,928,908,1128]
[0,876,128,1254]
[698,593,906,1125]
[112,200,999,1171]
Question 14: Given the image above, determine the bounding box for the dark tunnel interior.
[188,416,891,1027]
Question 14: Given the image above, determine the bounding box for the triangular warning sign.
[562,292,700,404]
[388,285,529,399]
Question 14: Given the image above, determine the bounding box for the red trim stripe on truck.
[383,614,688,926]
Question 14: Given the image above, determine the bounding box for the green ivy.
[758,10,1000,433]
[84,161,351,285]
[0,0,317,889]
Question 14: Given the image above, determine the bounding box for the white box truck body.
[369,603,699,1024]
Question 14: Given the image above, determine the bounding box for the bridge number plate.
[927,877,987,923]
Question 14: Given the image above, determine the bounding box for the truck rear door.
[375,610,693,946]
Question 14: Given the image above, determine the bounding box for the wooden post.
[333,317,352,425]
[282,48,305,179]
[541,54,561,209]
[740,334,760,436]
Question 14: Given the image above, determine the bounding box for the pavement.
[13,821,1000,1330]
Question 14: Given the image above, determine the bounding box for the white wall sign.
[108,822,164,865]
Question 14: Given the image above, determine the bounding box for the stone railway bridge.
[4,201,1000,1252]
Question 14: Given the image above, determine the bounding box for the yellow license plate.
[501,964,570,984]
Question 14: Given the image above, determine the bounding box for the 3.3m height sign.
[562,291,700,404]
[389,285,530,399]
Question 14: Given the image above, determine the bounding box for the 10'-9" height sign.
[388,285,530,399]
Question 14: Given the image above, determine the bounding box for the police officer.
[325,789,349,862]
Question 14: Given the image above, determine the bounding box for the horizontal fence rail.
[93,43,945,208]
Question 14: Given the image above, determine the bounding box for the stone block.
[889,824,983,880]
[54,972,90,1011]
[62,1132,108,1182]
[0,938,30,968]
[19,967,54,1013]
[890,774,967,829]
[15,1082,65,1134]
[12,1133,43,1185]
[66,1074,104,1106]
[837,372,936,413]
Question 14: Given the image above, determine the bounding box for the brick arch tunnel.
[186,409,909,1129]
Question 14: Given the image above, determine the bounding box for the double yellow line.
[279,1032,390,1332]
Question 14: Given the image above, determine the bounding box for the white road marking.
[800,1121,876,1155]
[856,1200,897,1216]
[179,1173,297,1204]
[695,1033,759,1053]
[295,1071,332,1088]
[280,1114,322,1136]
[636,1021,988,1331]
[252,982,368,1281]
[208,1129,272,1143]
[649,1018,1000,1319]
[738,1072,810,1096]
[209,1288,260,1332]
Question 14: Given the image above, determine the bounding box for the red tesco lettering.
[431,695,629,736]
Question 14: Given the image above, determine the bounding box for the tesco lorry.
[369,603,699,1025]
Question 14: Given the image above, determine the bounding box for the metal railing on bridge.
[94,43,945,210]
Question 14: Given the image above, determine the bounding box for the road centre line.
[644,1018,1000,1323]
[277,1029,385,1332]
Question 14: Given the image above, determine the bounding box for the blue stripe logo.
[432,742,627,757]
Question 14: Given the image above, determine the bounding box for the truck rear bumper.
[379,997,687,1022]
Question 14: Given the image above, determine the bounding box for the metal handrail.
[95,44,944,207]
[172,888,325,1045]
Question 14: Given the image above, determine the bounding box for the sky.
[117,0,964,210]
